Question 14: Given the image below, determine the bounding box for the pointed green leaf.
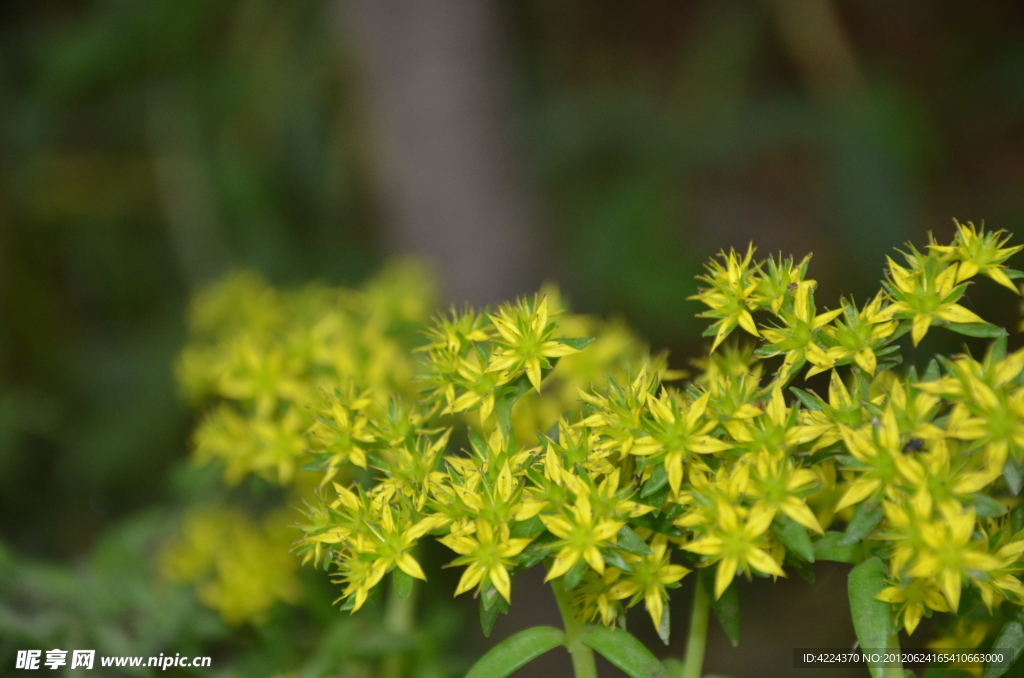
[1012,505,1024,533]
[657,604,671,646]
[985,619,1024,678]
[971,493,1008,518]
[773,514,814,562]
[617,525,654,556]
[813,532,864,564]
[641,464,669,498]
[510,516,546,538]
[790,387,825,412]
[563,558,589,590]
[840,501,884,545]
[561,337,596,350]
[944,322,1007,339]
[465,626,566,678]
[701,568,739,647]
[1006,460,1023,496]
[581,625,670,678]
[786,552,815,583]
[848,557,898,678]
[602,547,634,573]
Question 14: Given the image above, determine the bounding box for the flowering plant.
[175,222,1024,678]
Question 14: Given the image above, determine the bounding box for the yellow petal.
[738,310,760,337]
[911,314,932,346]
[396,552,427,580]
[934,303,985,325]
[490,565,512,602]
[715,557,738,599]
[781,498,824,534]
[746,547,786,577]
[454,564,485,596]
[940,569,962,612]
[544,549,579,581]
[854,348,877,375]
[834,477,881,512]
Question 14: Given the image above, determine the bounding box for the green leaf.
[479,589,509,637]
[813,532,865,564]
[641,464,669,498]
[786,552,815,583]
[563,558,589,590]
[1012,504,1024,533]
[790,387,825,412]
[512,531,557,573]
[465,626,567,678]
[581,625,669,678]
[701,569,739,647]
[944,322,1008,339]
[561,337,596,351]
[985,619,1024,678]
[1006,460,1023,496]
[393,568,414,600]
[495,377,533,432]
[510,516,546,538]
[617,525,654,556]
[662,658,683,677]
[773,514,814,562]
[848,557,897,678]
[971,493,1008,518]
[602,547,634,573]
[840,501,884,545]
[657,604,671,646]
[991,334,1009,362]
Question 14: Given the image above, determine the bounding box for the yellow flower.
[647,390,731,492]
[905,504,1002,612]
[929,220,1022,293]
[745,451,823,534]
[807,294,898,376]
[834,406,921,512]
[751,254,812,314]
[875,254,985,346]
[541,493,625,581]
[161,508,300,625]
[573,568,625,626]
[608,535,690,630]
[309,386,375,473]
[758,281,844,381]
[439,519,534,602]
[487,296,580,391]
[683,500,785,599]
[875,577,949,635]
[690,245,762,351]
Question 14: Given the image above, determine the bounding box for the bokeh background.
[2,1,1024,676]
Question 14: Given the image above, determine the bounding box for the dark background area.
[2,1,1023,676]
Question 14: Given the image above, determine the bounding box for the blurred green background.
[2,1,1024,676]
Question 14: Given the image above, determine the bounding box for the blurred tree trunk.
[339,0,541,306]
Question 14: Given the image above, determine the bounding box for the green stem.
[680,575,711,678]
[882,627,903,678]
[551,577,598,678]
[382,577,417,678]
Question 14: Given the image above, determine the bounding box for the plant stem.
[382,577,417,678]
[882,627,903,678]
[680,575,711,678]
[551,577,598,678]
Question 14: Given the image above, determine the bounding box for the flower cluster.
[182,220,1024,647]
[160,507,300,625]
